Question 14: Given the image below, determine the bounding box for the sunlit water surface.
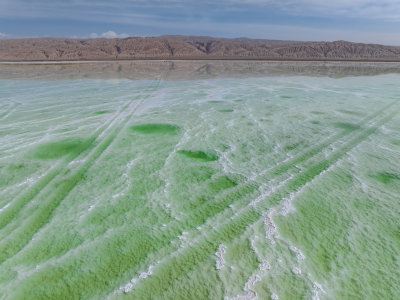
[0,61,400,299]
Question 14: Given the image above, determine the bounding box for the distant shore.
[2,57,400,64]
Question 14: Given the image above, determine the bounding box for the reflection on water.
[1,60,400,80]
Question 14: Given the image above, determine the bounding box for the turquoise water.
[0,62,399,299]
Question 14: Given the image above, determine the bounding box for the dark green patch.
[185,196,210,211]
[208,101,223,104]
[6,163,25,171]
[218,109,234,113]
[281,96,292,99]
[177,150,218,162]
[208,176,237,192]
[284,143,301,151]
[311,120,320,125]
[311,111,324,115]
[130,123,181,135]
[94,110,110,115]
[371,172,400,184]
[334,122,360,130]
[32,138,92,159]
[392,140,400,146]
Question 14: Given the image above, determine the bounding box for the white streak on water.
[122,265,154,293]
[378,145,400,154]
[218,146,234,174]
[271,293,279,300]
[0,203,10,213]
[68,159,86,166]
[229,274,261,300]
[250,175,294,207]
[259,260,271,271]
[310,277,326,300]
[290,246,305,261]
[216,244,227,270]
[263,210,279,244]
[110,157,139,200]
[292,267,302,275]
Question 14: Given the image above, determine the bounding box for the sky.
[1,0,400,45]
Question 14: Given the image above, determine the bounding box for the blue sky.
[1,0,400,45]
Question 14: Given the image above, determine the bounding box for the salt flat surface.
[0,61,399,299]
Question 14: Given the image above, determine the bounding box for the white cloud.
[0,32,8,39]
[89,31,129,39]
[1,1,400,45]
[2,0,400,21]
[236,0,400,20]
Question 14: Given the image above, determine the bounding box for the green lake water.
[0,61,399,299]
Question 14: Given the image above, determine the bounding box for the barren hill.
[1,36,400,61]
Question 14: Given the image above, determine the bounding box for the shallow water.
[0,61,399,299]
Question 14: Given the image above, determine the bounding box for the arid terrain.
[1,35,400,61]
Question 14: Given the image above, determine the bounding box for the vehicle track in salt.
[7,99,395,299]
[2,81,397,299]
[0,79,164,265]
[117,104,399,299]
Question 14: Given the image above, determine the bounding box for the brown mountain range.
[1,35,400,61]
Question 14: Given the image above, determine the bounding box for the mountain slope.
[1,36,400,61]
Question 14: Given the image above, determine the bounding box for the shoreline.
[2,57,400,65]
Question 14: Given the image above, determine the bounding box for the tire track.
[112,100,398,270]
[0,80,163,264]
[11,100,394,299]
[118,105,399,299]
[0,102,18,121]
[0,90,135,200]
[0,96,134,230]
[166,100,398,232]
[10,100,396,292]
